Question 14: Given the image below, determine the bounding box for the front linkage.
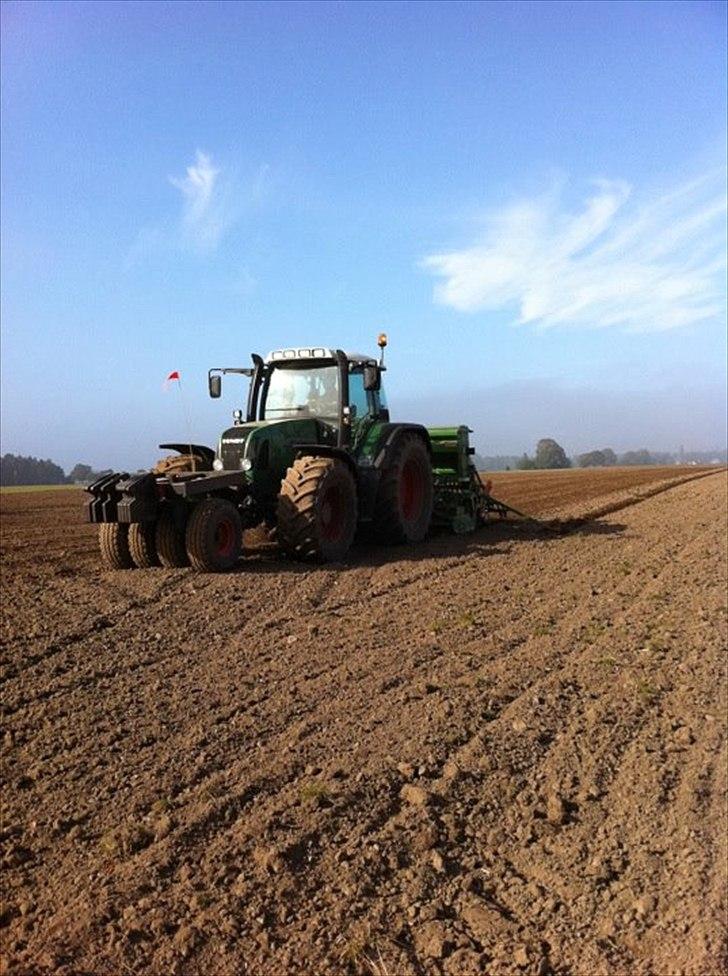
[85,449,264,573]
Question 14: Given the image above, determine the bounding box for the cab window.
[348,369,373,419]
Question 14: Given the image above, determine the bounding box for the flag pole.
[164,371,196,471]
[175,374,196,472]
[164,369,197,471]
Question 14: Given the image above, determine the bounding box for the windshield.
[262,364,339,421]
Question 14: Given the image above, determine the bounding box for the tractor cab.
[209,345,388,440]
[207,343,391,517]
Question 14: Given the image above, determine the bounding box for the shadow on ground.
[236,517,628,575]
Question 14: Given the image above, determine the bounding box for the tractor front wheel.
[277,456,357,562]
[99,523,134,569]
[373,434,433,544]
[185,498,242,572]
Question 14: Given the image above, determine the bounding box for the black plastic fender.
[372,423,432,470]
[291,443,358,476]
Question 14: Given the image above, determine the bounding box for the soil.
[484,465,717,518]
[1,466,726,976]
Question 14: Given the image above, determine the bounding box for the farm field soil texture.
[483,464,717,518]
[1,466,726,976]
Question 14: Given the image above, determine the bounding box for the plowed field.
[485,465,717,518]
[1,466,726,976]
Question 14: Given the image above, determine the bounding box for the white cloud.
[169,150,231,250]
[423,171,727,332]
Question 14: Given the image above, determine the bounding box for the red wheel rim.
[400,458,424,522]
[215,518,235,557]
[320,485,345,542]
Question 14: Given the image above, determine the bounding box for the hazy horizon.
[1,372,725,473]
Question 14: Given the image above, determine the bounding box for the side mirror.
[363,365,380,392]
[209,374,222,398]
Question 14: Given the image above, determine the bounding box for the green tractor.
[86,337,511,572]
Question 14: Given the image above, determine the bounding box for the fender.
[372,423,432,470]
[292,443,358,477]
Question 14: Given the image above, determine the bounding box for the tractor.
[85,336,513,572]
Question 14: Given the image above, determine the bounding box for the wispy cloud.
[169,150,232,250]
[423,170,727,331]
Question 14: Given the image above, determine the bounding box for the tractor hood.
[217,417,334,474]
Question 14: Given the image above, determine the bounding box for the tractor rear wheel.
[373,434,433,543]
[155,506,189,568]
[128,521,160,568]
[99,523,134,569]
[185,498,242,572]
[277,456,357,562]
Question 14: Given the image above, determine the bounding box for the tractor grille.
[220,434,247,471]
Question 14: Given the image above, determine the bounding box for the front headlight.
[213,458,224,471]
[240,458,253,472]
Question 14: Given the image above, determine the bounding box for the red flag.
[166,370,180,381]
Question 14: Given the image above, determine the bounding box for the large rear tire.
[156,506,189,568]
[373,434,433,544]
[185,498,242,572]
[128,521,160,568]
[277,456,357,562]
[99,523,134,569]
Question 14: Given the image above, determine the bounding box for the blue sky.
[1,0,726,470]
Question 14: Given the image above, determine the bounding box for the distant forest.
[0,455,113,487]
[475,445,727,471]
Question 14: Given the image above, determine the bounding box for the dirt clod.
[546,791,566,825]
[400,783,431,807]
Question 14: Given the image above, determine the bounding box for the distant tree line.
[3,444,725,487]
[0,454,113,487]
[0,454,68,486]
[502,441,727,471]
[577,448,686,467]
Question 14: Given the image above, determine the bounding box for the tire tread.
[156,507,189,568]
[373,433,433,544]
[277,456,356,562]
[185,498,242,572]
[128,522,160,568]
[99,523,134,569]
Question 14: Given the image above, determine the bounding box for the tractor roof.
[264,347,376,366]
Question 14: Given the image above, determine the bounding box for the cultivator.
[86,338,526,572]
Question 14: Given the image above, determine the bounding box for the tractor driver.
[306,367,339,418]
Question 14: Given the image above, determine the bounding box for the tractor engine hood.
[217,418,333,473]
